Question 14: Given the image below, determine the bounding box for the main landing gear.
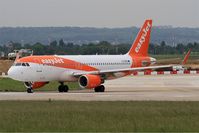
[58,82,69,92]
[94,85,105,92]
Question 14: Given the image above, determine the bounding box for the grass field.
[0,101,199,132]
[0,77,79,92]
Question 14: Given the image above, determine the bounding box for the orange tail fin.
[128,19,152,57]
[182,49,192,65]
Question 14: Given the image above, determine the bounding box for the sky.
[0,0,198,28]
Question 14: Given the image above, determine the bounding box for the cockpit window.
[15,63,21,66]
[13,62,30,67]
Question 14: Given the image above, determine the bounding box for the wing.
[73,65,180,76]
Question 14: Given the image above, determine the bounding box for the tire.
[94,86,100,92]
[58,85,63,92]
[27,88,33,93]
[100,85,105,92]
[63,85,69,92]
[94,87,98,92]
[94,85,105,92]
[58,85,69,92]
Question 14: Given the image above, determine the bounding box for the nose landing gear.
[24,82,33,93]
[27,87,33,93]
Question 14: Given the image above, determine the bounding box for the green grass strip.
[0,78,79,92]
[0,101,199,132]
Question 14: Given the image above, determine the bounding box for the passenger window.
[22,63,26,66]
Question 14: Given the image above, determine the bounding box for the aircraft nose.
[150,57,156,65]
[8,67,17,80]
[8,67,13,78]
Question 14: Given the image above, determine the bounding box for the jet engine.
[78,74,103,89]
[24,82,49,89]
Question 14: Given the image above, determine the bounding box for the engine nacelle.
[24,82,49,89]
[78,74,102,89]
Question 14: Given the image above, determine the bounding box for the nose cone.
[8,67,18,80]
[8,67,14,78]
[150,57,156,65]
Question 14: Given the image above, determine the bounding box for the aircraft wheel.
[94,86,99,92]
[94,85,105,92]
[27,88,33,93]
[58,85,69,92]
[63,85,69,92]
[99,85,105,92]
[58,85,63,92]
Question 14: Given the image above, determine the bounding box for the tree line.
[0,39,199,55]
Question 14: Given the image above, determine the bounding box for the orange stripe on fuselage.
[17,55,98,71]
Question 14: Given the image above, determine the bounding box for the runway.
[0,75,199,101]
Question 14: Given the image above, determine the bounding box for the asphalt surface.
[0,75,199,101]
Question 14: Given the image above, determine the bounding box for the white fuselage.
[8,54,134,82]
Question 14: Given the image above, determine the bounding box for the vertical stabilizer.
[182,49,192,65]
[128,19,152,57]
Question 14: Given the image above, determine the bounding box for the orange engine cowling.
[24,82,49,89]
[78,74,102,89]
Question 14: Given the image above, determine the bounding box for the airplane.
[8,19,177,93]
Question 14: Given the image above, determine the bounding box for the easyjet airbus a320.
[8,20,174,93]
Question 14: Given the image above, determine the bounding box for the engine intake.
[79,74,102,89]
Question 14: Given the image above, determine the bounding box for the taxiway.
[0,75,199,101]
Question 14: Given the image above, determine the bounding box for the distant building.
[0,51,5,58]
